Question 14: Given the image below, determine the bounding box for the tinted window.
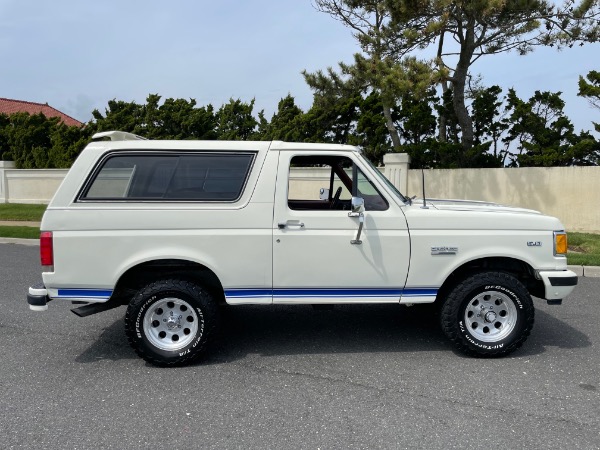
[82,152,255,201]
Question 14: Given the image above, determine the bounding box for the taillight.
[40,231,54,270]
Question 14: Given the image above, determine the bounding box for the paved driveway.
[1,243,599,449]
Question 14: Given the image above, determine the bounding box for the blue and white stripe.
[225,287,438,301]
[52,287,438,304]
[56,289,113,302]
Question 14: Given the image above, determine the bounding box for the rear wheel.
[125,279,219,366]
[440,272,534,357]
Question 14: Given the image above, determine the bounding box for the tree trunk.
[382,102,402,151]
[452,22,476,155]
[438,81,450,142]
[437,31,447,142]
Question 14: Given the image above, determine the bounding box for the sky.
[0,0,598,134]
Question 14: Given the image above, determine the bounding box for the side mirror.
[350,196,365,215]
[319,188,329,200]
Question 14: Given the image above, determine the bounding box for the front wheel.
[125,279,219,366]
[440,272,534,357]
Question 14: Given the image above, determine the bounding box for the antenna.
[421,168,429,209]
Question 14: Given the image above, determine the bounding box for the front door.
[272,151,410,304]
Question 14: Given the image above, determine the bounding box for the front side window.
[359,153,407,203]
[287,154,388,211]
[81,152,255,201]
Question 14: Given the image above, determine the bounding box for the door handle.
[278,221,305,229]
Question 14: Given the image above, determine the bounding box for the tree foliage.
[504,89,599,166]
[215,98,259,140]
[388,0,599,149]
[1,75,599,169]
[312,0,600,154]
[311,0,438,151]
[90,95,217,140]
[0,113,89,168]
[578,69,600,132]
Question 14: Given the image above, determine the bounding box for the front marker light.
[554,231,567,256]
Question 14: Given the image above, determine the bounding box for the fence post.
[0,161,15,203]
[383,153,410,195]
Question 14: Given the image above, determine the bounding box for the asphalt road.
[1,243,599,449]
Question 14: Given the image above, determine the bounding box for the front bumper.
[538,270,578,302]
[27,283,51,311]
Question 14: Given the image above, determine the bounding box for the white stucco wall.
[407,166,600,233]
[1,161,598,232]
[0,164,68,204]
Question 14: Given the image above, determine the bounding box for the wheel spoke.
[464,291,517,343]
[143,297,200,351]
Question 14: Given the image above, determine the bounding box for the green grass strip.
[0,225,40,239]
[567,232,600,266]
[0,203,46,221]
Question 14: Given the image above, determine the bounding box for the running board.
[71,301,123,317]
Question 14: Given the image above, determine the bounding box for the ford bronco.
[26,131,578,365]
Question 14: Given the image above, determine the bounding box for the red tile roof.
[0,97,83,127]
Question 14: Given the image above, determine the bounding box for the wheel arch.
[436,256,544,303]
[112,258,226,306]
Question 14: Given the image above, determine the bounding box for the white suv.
[27,131,578,366]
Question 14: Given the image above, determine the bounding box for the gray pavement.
[1,242,599,449]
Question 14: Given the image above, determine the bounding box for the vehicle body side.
[39,139,572,307]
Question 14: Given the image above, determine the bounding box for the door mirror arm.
[349,197,365,244]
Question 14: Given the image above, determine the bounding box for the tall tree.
[0,112,87,168]
[2,113,56,168]
[311,0,437,151]
[91,99,145,135]
[215,98,258,140]
[0,114,10,160]
[303,67,364,144]
[143,94,216,140]
[385,0,600,151]
[48,123,91,168]
[314,0,599,155]
[578,69,600,132]
[91,95,217,140]
[354,91,395,163]
[504,89,599,166]
[259,95,306,141]
[471,85,509,162]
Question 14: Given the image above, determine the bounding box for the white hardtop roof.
[88,131,360,153]
[269,141,359,152]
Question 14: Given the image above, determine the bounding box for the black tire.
[440,272,534,357]
[125,279,219,366]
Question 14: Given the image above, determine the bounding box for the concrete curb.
[1,239,599,278]
[0,237,40,246]
[0,221,41,227]
[567,265,600,277]
[583,266,600,277]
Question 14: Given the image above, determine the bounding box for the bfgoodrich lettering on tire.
[441,272,534,357]
[125,279,219,366]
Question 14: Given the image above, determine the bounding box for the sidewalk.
[0,220,40,227]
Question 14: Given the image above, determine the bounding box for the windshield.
[358,153,407,203]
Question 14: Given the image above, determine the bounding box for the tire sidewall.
[128,283,209,364]
[440,271,535,357]
[456,281,527,353]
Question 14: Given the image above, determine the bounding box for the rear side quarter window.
[80,152,255,202]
